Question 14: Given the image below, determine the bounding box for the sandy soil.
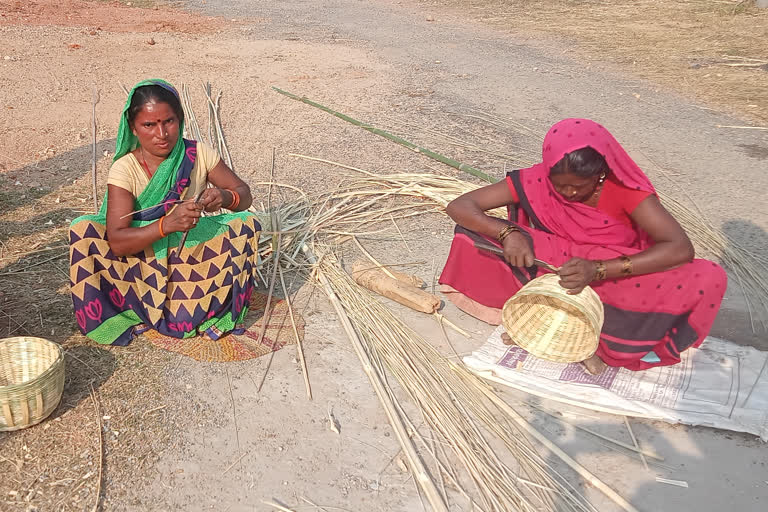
[1,0,767,511]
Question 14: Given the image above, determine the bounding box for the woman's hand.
[164,200,202,233]
[558,257,598,294]
[502,232,535,268]
[198,187,230,213]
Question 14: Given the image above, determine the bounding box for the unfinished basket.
[501,273,604,363]
[0,337,65,431]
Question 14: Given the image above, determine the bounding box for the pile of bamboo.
[178,86,767,511]
[311,251,635,512]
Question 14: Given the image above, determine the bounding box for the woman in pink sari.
[439,118,727,373]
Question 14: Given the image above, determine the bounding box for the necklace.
[139,146,153,179]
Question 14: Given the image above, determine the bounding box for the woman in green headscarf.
[69,79,261,345]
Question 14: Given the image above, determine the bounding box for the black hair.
[127,85,184,126]
[549,146,608,178]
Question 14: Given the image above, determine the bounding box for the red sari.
[439,119,727,371]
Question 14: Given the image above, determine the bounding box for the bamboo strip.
[476,384,639,512]
[278,265,312,400]
[353,236,398,280]
[89,384,103,512]
[527,404,664,461]
[273,87,494,182]
[91,88,100,213]
[624,417,649,471]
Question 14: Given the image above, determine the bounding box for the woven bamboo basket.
[0,337,65,431]
[501,274,605,363]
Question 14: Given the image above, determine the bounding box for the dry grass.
[430,0,768,123]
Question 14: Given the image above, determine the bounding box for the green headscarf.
[82,79,187,222]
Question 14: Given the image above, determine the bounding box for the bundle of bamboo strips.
[310,249,637,512]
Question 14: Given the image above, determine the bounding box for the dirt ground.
[1,0,767,511]
[426,0,768,125]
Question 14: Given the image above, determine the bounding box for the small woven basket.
[501,274,605,363]
[0,337,65,431]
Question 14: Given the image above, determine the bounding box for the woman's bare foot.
[582,354,607,375]
[501,332,516,346]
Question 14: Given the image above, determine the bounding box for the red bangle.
[158,216,166,238]
[227,189,240,210]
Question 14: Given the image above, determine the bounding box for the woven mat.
[143,292,304,362]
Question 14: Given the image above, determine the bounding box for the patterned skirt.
[69,213,261,346]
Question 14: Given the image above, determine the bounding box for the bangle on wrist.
[620,255,633,276]
[157,216,166,238]
[593,260,607,281]
[497,224,519,243]
[226,189,240,210]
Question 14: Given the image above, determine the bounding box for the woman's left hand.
[198,188,228,213]
[558,257,598,295]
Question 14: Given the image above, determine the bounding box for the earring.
[599,173,606,183]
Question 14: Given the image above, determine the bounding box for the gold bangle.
[497,224,519,243]
[620,255,633,276]
[593,260,607,281]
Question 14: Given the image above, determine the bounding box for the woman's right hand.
[502,231,535,268]
[163,200,202,234]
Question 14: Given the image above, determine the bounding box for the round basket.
[0,337,65,431]
[501,273,605,363]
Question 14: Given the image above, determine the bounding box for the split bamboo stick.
[278,265,312,400]
[273,87,494,182]
[477,384,640,512]
[91,88,100,213]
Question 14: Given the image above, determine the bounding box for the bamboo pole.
[273,87,494,183]
[303,245,449,512]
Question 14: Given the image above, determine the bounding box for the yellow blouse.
[106,141,221,199]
